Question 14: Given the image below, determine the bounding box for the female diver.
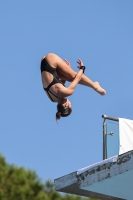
[40,53,106,120]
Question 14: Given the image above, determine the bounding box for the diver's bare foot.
[94,82,106,95]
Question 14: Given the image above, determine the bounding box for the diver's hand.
[77,58,84,69]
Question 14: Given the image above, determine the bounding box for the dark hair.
[56,103,72,120]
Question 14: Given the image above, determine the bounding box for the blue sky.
[0,0,133,183]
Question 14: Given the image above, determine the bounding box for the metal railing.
[102,115,119,160]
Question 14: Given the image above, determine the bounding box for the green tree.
[0,155,47,200]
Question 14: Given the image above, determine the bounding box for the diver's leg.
[45,53,106,95]
[57,70,106,95]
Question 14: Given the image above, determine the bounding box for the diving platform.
[54,150,133,200]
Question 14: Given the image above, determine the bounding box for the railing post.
[103,118,107,160]
[102,115,119,160]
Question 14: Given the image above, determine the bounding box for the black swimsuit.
[40,58,63,102]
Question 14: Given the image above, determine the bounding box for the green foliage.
[0,154,98,200]
[0,155,47,200]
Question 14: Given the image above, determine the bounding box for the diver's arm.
[58,69,84,97]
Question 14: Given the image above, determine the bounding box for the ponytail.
[56,111,61,121]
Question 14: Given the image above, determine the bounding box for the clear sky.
[0,1,133,183]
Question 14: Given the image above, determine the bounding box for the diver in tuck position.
[40,53,106,120]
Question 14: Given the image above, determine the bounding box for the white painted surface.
[77,155,118,175]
